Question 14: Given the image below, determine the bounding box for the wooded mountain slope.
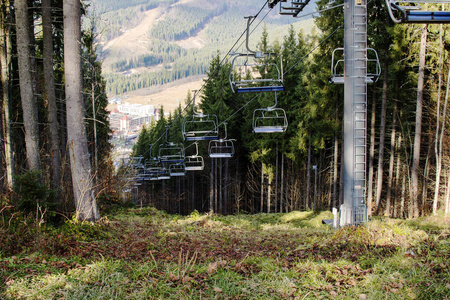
[89,0,316,96]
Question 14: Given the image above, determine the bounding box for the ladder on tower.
[352,0,369,225]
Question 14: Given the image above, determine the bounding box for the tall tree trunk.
[306,135,311,209]
[333,103,339,209]
[16,0,41,170]
[367,87,377,215]
[394,131,402,218]
[375,57,389,214]
[63,0,99,221]
[434,68,450,214]
[445,170,450,216]
[267,178,271,213]
[385,102,397,216]
[224,158,228,214]
[275,144,278,213]
[219,158,222,213]
[411,24,428,218]
[0,1,14,188]
[280,154,284,213]
[209,159,213,212]
[401,163,406,218]
[260,162,264,213]
[42,0,62,195]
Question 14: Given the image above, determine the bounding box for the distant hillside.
[89,0,317,96]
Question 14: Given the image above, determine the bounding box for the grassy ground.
[0,208,449,299]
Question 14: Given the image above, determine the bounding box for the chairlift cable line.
[134,1,271,158]
[143,22,345,160]
[133,2,347,161]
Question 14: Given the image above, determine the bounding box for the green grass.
[1,208,449,299]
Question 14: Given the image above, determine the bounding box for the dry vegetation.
[1,208,449,299]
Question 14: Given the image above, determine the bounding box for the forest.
[129,0,450,221]
[0,0,449,299]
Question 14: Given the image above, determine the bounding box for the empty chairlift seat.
[159,142,185,164]
[252,92,288,133]
[143,159,164,181]
[209,139,235,158]
[182,91,219,141]
[386,0,450,23]
[169,163,186,177]
[329,48,381,84]
[185,142,204,171]
[229,16,284,93]
[208,123,235,158]
[159,126,185,164]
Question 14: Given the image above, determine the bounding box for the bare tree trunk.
[280,154,284,213]
[275,144,278,213]
[267,179,271,213]
[401,163,406,218]
[333,104,339,209]
[224,158,228,214]
[219,158,222,213]
[0,2,14,188]
[445,170,450,216]
[214,158,218,212]
[339,122,345,207]
[42,0,62,195]
[367,88,377,215]
[209,159,213,212]
[434,68,450,214]
[375,58,389,214]
[306,136,312,210]
[64,0,99,221]
[16,0,41,170]
[422,147,431,215]
[411,24,428,218]
[261,162,264,213]
[385,102,397,216]
[394,131,402,218]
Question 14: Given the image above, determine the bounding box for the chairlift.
[169,163,186,177]
[277,0,312,17]
[329,48,381,84]
[229,16,284,93]
[158,167,171,180]
[253,92,288,133]
[124,156,145,170]
[209,123,236,158]
[120,157,145,182]
[386,0,450,23]
[185,142,205,171]
[143,159,163,181]
[159,127,185,164]
[182,91,219,141]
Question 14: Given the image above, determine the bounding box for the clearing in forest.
[1,208,449,299]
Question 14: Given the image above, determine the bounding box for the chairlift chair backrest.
[158,170,171,180]
[182,90,219,141]
[185,142,205,171]
[229,16,284,93]
[159,142,185,164]
[208,123,235,158]
[159,127,185,163]
[252,92,288,133]
[169,163,186,177]
[143,159,163,181]
[278,0,312,17]
[386,0,450,23]
[209,139,235,158]
[329,48,381,84]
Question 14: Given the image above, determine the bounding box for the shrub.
[13,170,57,224]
